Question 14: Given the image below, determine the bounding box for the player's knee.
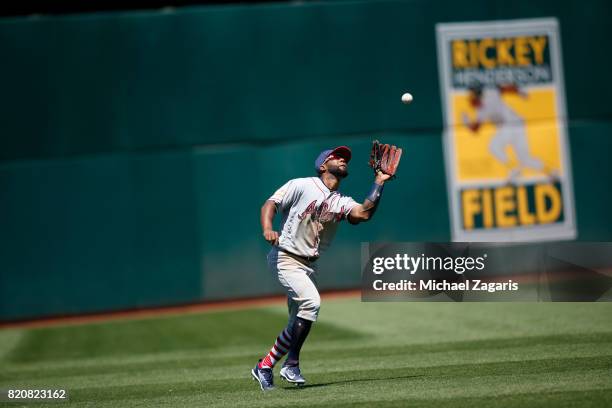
[306,294,321,313]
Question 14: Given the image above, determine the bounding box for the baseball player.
[251,144,401,391]
[462,82,547,181]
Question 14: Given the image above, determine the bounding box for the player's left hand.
[375,171,393,184]
[369,140,402,180]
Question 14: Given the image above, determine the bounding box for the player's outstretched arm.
[348,172,391,224]
[462,112,481,133]
[499,83,528,99]
[261,200,279,245]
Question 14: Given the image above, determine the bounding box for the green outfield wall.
[1,0,611,320]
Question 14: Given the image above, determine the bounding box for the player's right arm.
[261,179,302,246]
[261,200,279,246]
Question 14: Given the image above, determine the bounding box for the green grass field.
[1,298,612,407]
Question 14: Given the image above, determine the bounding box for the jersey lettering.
[269,177,360,258]
[299,200,318,220]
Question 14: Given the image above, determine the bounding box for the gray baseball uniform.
[267,176,359,323]
[269,177,360,259]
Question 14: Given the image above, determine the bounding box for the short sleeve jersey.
[268,177,360,258]
[478,88,523,125]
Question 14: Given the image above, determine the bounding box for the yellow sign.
[436,19,575,241]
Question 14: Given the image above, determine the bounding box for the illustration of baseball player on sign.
[461,81,555,182]
[436,18,575,242]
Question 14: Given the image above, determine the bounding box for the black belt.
[278,248,318,263]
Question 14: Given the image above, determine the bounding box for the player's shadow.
[283,374,424,390]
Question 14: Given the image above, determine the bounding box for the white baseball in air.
[401,92,413,104]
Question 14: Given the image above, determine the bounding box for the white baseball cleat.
[279,365,306,385]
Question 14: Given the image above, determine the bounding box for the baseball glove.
[369,140,402,178]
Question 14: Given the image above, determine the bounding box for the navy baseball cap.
[314,146,352,171]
